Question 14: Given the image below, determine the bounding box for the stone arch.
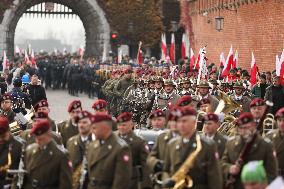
[0,0,110,60]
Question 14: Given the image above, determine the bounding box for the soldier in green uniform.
[58,100,82,146]
[86,113,132,189]
[0,93,15,123]
[249,98,267,133]
[230,81,251,113]
[66,110,93,189]
[202,113,227,157]
[196,81,219,112]
[222,112,278,189]
[115,112,152,189]
[0,116,24,189]
[148,109,167,130]
[23,120,72,189]
[266,107,284,177]
[163,106,223,189]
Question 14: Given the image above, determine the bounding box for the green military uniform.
[0,135,24,188]
[26,117,57,131]
[157,91,180,111]
[86,133,132,189]
[266,129,284,177]
[115,130,151,189]
[221,134,278,189]
[58,119,79,146]
[164,132,223,189]
[203,132,227,157]
[23,140,72,189]
[20,129,62,146]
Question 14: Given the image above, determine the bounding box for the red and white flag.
[233,50,238,68]
[170,33,175,63]
[31,49,36,66]
[136,41,143,65]
[250,52,258,87]
[279,49,284,85]
[276,55,280,76]
[24,50,30,63]
[161,33,167,60]
[2,51,9,71]
[194,48,202,70]
[15,45,21,55]
[181,33,190,59]
[221,45,234,77]
[219,52,225,68]
[189,48,196,71]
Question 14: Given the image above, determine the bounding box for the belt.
[91,179,112,187]
[31,179,57,188]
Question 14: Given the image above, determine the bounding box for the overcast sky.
[15,16,85,52]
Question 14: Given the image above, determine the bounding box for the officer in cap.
[0,93,15,123]
[196,80,219,111]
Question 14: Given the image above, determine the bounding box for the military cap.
[241,161,267,184]
[75,110,92,123]
[178,106,197,118]
[117,112,133,123]
[0,116,9,135]
[233,81,244,89]
[163,79,174,86]
[92,99,107,110]
[203,113,219,123]
[34,100,49,111]
[30,120,50,136]
[197,98,211,108]
[91,113,113,124]
[197,81,211,88]
[177,95,192,107]
[1,93,12,102]
[153,76,163,82]
[180,77,191,84]
[67,100,82,113]
[250,98,265,108]
[275,107,284,119]
[236,112,254,126]
[149,109,165,119]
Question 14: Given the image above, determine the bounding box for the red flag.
[24,50,30,64]
[250,52,258,87]
[219,52,225,68]
[31,49,36,66]
[233,50,238,68]
[194,48,201,70]
[2,50,9,71]
[161,33,167,60]
[170,33,175,63]
[189,48,196,71]
[136,41,143,65]
[279,49,284,86]
[221,45,234,77]
[181,33,186,59]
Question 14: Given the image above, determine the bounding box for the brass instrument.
[162,134,203,189]
[72,156,88,189]
[0,149,12,172]
[262,113,276,136]
[10,107,35,135]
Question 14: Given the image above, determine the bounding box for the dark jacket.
[26,84,47,106]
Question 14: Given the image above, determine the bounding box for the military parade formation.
[0,52,284,189]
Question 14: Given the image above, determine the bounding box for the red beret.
[250,98,265,108]
[236,112,254,126]
[30,120,50,136]
[91,113,113,124]
[179,106,197,118]
[75,110,92,123]
[117,112,133,123]
[0,116,9,135]
[149,109,166,119]
[92,99,107,110]
[34,100,49,111]
[203,113,219,122]
[197,98,211,108]
[68,100,82,112]
[275,107,284,119]
[177,95,192,107]
[1,93,12,102]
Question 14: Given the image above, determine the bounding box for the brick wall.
[180,0,284,71]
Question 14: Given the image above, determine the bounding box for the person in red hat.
[163,106,223,189]
[266,107,284,177]
[57,100,82,146]
[115,112,152,189]
[92,99,108,113]
[202,113,227,157]
[250,98,268,133]
[86,112,132,189]
[0,116,24,188]
[222,112,278,189]
[23,120,72,189]
[0,93,15,123]
[148,109,166,130]
[176,95,193,108]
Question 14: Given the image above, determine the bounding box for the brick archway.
[0,0,110,59]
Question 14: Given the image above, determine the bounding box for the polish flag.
[221,45,234,77]
[15,45,21,55]
[2,51,9,71]
[189,48,196,71]
[161,33,167,60]
[219,52,225,68]
[233,50,238,68]
[31,49,36,66]
[170,33,175,63]
[250,52,258,87]
[194,48,202,70]
[279,49,284,86]
[24,50,30,64]
[136,41,143,65]
[181,33,190,59]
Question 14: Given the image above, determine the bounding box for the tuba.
[161,134,203,189]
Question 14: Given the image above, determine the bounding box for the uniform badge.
[215,152,219,160]
[218,139,221,144]
[192,143,197,148]
[164,135,168,140]
[108,145,112,150]
[74,141,78,146]
[68,160,73,169]
[123,154,130,162]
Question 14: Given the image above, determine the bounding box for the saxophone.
[162,134,203,189]
[72,156,88,189]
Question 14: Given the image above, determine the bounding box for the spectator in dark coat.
[26,73,47,106]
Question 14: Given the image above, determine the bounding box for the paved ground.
[46,89,96,123]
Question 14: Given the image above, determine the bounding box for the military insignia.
[108,145,112,150]
[176,145,180,150]
[68,160,73,169]
[164,135,169,140]
[49,151,53,155]
[235,142,239,146]
[74,141,78,146]
[123,154,130,162]
[94,143,99,148]
[33,149,36,154]
[273,134,277,138]
[215,152,219,160]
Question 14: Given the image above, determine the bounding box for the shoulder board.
[26,143,38,151]
[56,144,68,154]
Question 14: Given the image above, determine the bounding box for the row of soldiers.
[0,89,284,189]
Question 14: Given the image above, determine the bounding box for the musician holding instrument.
[0,116,24,189]
[221,112,278,189]
[163,106,223,189]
